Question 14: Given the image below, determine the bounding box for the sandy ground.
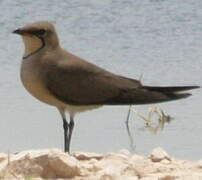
[0,147,201,180]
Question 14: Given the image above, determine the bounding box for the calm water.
[0,0,202,160]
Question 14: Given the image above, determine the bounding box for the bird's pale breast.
[20,59,101,113]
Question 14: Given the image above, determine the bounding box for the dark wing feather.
[42,51,199,106]
[42,56,141,105]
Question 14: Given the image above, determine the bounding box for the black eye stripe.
[36,29,46,35]
[28,29,46,36]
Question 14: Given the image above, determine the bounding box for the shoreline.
[0,147,202,179]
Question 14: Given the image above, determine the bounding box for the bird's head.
[13,21,60,58]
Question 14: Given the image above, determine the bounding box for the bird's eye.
[36,29,46,36]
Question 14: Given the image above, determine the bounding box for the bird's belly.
[21,73,66,107]
[22,78,101,112]
[64,104,102,114]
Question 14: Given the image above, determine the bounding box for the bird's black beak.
[12,29,24,35]
[12,28,46,37]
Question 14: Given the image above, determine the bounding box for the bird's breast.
[20,59,101,113]
[20,59,66,108]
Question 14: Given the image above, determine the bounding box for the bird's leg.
[58,108,69,153]
[67,114,75,153]
[62,116,69,152]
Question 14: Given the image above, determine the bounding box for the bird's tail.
[107,85,200,105]
[143,86,199,93]
[137,85,200,104]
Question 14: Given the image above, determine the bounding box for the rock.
[160,175,176,180]
[47,149,80,178]
[196,160,202,168]
[0,153,8,163]
[119,149,131,156]
[131,154,146,162]
[104,152,129,162]
[95,153,137,178]
[130,154,156,177]
[149,147,171,162]
[141,177,159,180]
[73,152,103,161]
[96,158,128,176]
[0,147,202,179]
[161,159,171,164]
[117,176,138,180]
[99,174,116,180]
[0,150,44,179]
[0,149,80,179]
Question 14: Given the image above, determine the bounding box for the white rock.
[0,149,81,179]
[96,158,129,177]
[161,159,171,164]
[176,174,202,180]
[0,153,8,163]
[131,154,146,162]
[149,147,170,162]
[0,156,43,178]
[99,174,116,180]
[1,148,202,179]
[157,174,176,180]
[141,177,159,180]
[196,160,202,168]
[73,152,103,161]
[48,149,80,178]
[104,152,129,162]
[119,149,131,156]
[117,176,138,180]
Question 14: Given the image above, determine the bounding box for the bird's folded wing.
[42,58,142,105]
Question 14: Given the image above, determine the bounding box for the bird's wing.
[42,51,198,106]
[42,55,142,105]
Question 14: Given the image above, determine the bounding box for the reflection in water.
[125,105,136,152]
[126,106,173,151]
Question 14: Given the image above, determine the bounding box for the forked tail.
[106,85,200,105]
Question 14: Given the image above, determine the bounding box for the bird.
[13,21,199,153]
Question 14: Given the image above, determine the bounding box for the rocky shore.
[0,147,202,180]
